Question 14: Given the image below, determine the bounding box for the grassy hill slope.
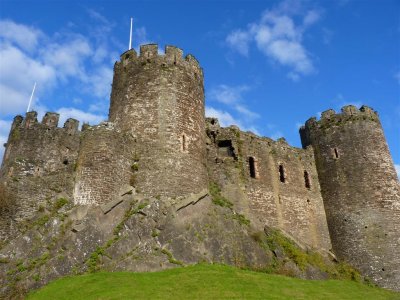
[27,264,399,300]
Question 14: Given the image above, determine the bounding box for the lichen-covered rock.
[0,191,345,299]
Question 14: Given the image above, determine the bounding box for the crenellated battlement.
[11,111,80,135]
[303,105,379,131]
[118,44,203,77]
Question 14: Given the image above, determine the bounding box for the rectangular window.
[249,157,257,178]
[279,164,286,183]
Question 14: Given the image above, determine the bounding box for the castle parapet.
[24,111,38,129]
[11,115,23,131]
[12,111,83,135]
[42,112,60,128]
[304,105,379,131]
[64,118,79,134]
[118,44,203,77]
[140,44,158,58]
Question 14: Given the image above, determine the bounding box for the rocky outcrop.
[0,188,353,299]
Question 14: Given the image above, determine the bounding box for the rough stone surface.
[300,105,400,291]
[0,193,339,298]
[205,119,332,254]
[109,45,208,198]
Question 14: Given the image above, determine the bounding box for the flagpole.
[129,18,133,50]
[27,82,36,113]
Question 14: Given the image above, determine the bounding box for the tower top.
[303,105,379,131]
[117,44,203,77]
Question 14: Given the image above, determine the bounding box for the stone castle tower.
[0,44,399,291]
[300,106,400,290]
[108,45,207,197]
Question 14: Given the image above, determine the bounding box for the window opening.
[279,164,286,183]
[217,140,235,158]
[182,134,186,151]
[304,170,311,189]
[249,157,256,178]
[333,148,339,159]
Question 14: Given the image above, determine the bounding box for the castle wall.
[206,119,332,252]
[0,112,80,241]
[73,123,135,205]
[108,45,208,197]
[301,105,400,290]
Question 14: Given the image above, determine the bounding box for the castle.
[1,44,399,291]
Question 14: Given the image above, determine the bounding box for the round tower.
[109,44,208,198]
[300,105,400,291]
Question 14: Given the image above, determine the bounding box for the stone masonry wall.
[206,118,332,252]
[0,112,80,241]
[73,122,135,205]
[301,105,400,291]
[108,45,208,198]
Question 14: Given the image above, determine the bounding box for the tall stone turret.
[300,105,400,290]
[108,44,208,197]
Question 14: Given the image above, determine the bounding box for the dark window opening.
[249,157,256,178]
[304,170,311,189]
[382,268,385,271]
[182,134,186,151]
[333,148,339,159]
[174,54,177,65]
[210,119,216,125]
[125,54,130,59]
[279,165,286,183]
[63,159,69,165]
[217,140,235,158]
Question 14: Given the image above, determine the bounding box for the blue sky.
[0,0,399,176]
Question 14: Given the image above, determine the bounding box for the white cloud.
[395,164,400,180]
[208,84,259,124]
[0,43,56,115]
[303,10,321,27]
[0,18,121,119]
[82,65,114,100]
[267,39,312,74]
[0,119,12,162]
[205,106,261,136]
[0,20,43,51]
[209,84,249,105]
[234,104,260,119]
[205,107,238,127]
[56,107,106,127]
[226,30,252,56]
[226,2,320,80]
[41,37,92,80]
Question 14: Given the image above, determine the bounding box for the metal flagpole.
[27,82,36,112]
[129,18,133,50]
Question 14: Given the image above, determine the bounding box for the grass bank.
[27,264,399,300]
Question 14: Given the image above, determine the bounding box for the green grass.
[27,264,398,300]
